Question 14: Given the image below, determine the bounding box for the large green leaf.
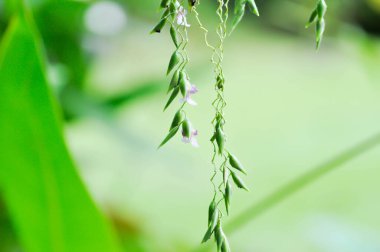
[0,8,121,252]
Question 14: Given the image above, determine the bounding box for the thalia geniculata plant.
[151,0,327,251]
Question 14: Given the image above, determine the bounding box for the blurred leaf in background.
[0,5,121,252]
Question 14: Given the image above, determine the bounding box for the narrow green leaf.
[202,210,219,243]
[0,10,121,252]
[305,9,317,28]
[316,0,327,19]
[170,26,179,48]
[215,126,225,155]
[160,0,170,8]
[224,180,232,214]
[158,125,180,148]
[208,197,216,224]
[214,221,224,252]
[164,86,180,110]
[170,110,184,130]
[150,18,167,34]
[231,172,249,191]
[179,71,187,97]
[230,9,244,35]
[316,19,325,49]
[168,69,180,93]
[221,238,231,252]
[228,153,247,175]
[167,50,180,75]
[246,0,259,16]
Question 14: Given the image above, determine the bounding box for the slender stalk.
[226,131,380,231]
[194,131,380,252]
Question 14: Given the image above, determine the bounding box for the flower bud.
[170,110,184,130]
[228,153,247,175]
[167,51,180,75]
[182,119,191,138]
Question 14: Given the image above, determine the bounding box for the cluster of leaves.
[152,0,199,148]
[153,0,328,251]
[196,0,255,250]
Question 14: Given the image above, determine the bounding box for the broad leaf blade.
[0,10,121,252]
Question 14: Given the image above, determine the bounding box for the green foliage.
[0,7,121,252]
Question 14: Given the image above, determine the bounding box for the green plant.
[152,0,329,251]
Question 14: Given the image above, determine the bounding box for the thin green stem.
[225,131,380,232]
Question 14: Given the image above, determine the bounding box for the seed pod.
[151,18,167,34]
[215,125,225,155]
[317,0,327,19]
[168,70,180,93]
[178,71,187,97]
[182,119,191,138]
[202,209,219,243]
[208,197,216,224]
[164,86,180,110]
[158,125,180,148]
[160,0,170,8]
[224,180,231,214]
[228,153,247,175]
[305,9,317,28]
[167,51,180,75]
[231,172,249,191]
[170,110,184,130]
[170,26,179,48]
[246,0,259,16]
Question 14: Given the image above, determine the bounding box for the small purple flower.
[180,80,198,106]
[182,129,199,147]
[176,6,190,27]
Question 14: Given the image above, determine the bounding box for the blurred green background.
[1,0,380,251]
